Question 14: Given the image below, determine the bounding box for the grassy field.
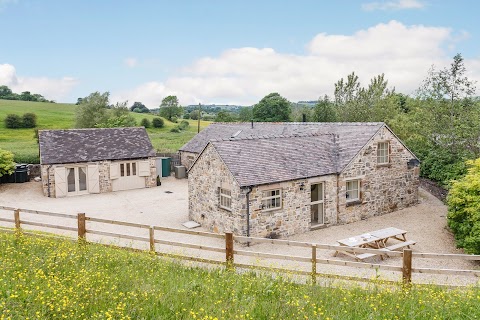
[1,231,479,319]
[0,99,210,163]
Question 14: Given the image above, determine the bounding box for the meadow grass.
[1,231,479,320]
[0,99,210,162]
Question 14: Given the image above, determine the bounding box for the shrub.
[170,127,181,133]
[22,113,37,128]
[183,113,190,119]
[179,120,189,129]
[0,148,15,177]
[170,116,178,123]
[13,153,40,164]
[447,158,480,254]
[140,118,151,128]
[4,114,22,128]
[152,117,164,128]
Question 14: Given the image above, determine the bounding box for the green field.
[0,99,210,163]
[1,231,479,319]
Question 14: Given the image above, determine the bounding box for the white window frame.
[346,180,360,202]
[377,141,390,165]
[219,188,232,211]
[261,189,282,211]
[120,162,138,177]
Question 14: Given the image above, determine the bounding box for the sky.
[0,0,479,107]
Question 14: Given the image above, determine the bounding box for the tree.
[159,95,182,121]
[447,158,480,254]
[214,111,235,122]
[0,149,15,178]
[140,118,151,128]
[252,93,291,122]
[130,102,149,113]
[290,104,313,122]
[152,117,164,128]
[95,101,137,128]
[189,110,200,120]
[0,85,13,97]
[313,95,337,122]
[4,114,22,128]
[238,107,253,122]
[75,92,110,128]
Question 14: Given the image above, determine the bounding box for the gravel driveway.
[0,179,478,286]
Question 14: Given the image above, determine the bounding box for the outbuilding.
[187,122,420,237]
[39,127,157,197]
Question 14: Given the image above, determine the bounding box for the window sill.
[346,200,362,207]
[261,207,282,213]
[376,163,391,168]
[219,206,232,212]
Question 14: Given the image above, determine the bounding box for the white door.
[311,183,324,225]
[66,166,88,196]
[111,161,146,191]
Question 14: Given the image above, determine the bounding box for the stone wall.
[337,126,419,224]
[180,151,198,170]
[188,144,244,234]
[41,157,157,197]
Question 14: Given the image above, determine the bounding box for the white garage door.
[111,161,149,192]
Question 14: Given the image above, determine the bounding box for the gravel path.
[0,179,478,286]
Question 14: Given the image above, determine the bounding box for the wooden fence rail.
[1,206,480,286]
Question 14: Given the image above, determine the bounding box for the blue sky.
[0,0,479,106]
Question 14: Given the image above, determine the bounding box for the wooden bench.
[385,240,416,251]
[355,253,377,261]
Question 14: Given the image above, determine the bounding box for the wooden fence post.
[77,213,86,242]
[402,249,412,284]
[225,233,234,269]
[149,226,155,252]
[311,244,317,285]
[14,209,21,233]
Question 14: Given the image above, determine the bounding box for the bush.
[13,153,40,164]
[4,114,22,128]
[0,148,15,177]
[170,116,178,123]
[179,120,189,129]
[152,117,164,128]
[183,113,190,119]
[447,158,480,254]
[22,113,37,128]
[140,118,151,128]
[170,127,181,133]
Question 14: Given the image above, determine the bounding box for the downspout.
[245,186,252,241]
[46,164,53,197]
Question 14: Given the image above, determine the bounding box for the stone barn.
[39,127,157,198]
[187,122,420,237]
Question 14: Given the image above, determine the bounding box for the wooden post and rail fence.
[1,206,479,286]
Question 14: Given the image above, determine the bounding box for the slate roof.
[39,127,156,164]
[190,122,386,187]
[180,122,383,154]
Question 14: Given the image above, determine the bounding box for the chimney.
[302,114,306,122]
[251,119,254,128]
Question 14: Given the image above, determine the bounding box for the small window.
[126,163,131,176]
[346,180,360,202]
[132,163,136,175]
[120,164,125,177]
[377,142,389,164]
[262,189,282,211]
[219,188,232,210]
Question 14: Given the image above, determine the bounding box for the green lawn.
[0,99,210,163]
[1,231,479,319]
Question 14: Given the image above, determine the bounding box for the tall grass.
[0,100,210,163]
[1,231,479,319]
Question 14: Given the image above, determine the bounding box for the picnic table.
[334,227,415,261]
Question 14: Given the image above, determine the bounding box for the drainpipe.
[46,165,53,197]
[245,186,252,240]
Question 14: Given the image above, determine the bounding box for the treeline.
[0,85,54,103]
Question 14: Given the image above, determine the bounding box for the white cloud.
[362,0,425,11]
[112,20,480,107]
[0,64,78,101]
[124,57,138,68]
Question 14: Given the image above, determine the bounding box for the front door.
[67,166,88,195]
[311,183,324,225]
